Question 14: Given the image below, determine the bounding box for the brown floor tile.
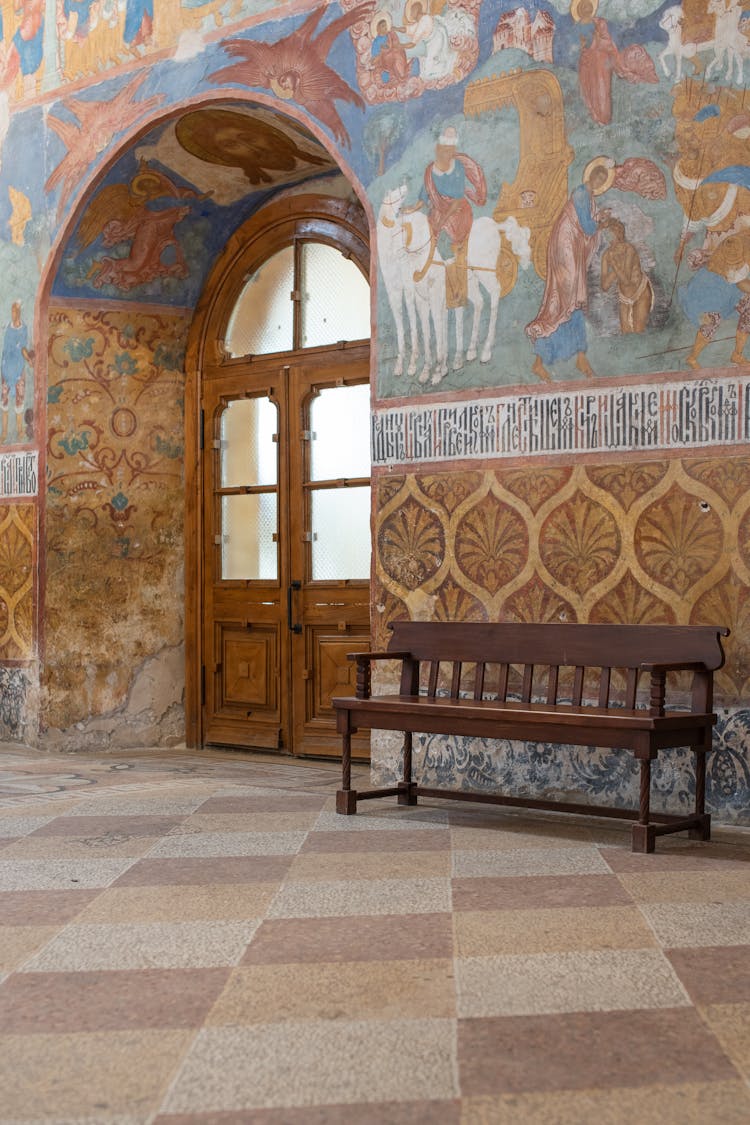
[301,828,451,853]
[0,1029,193,1119]
[666,946,750,1004]
[452,874,632,912]
[0,888,100,923]
[617,870,750,903]
[286,849,450,881]
[0,967,231,1031]
[209,959,457,1023]
[460,1082,750,1124]
[242,913,454,964]
[0,925,63,970]
[27,813,186,837]
[700,1003,750,1080]
[197,795,328,813]
[156,1102,462,1123]
[75,882,277,923]
[449,820,594,850]
[0,833,163,859]
[601,845,750,874]
[454,906,656,957]
[457,1009,737,1094]
[113,856,293,885]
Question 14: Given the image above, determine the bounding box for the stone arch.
[36,93,372,750]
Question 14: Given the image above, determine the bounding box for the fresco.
[44,305,188,729]
[52,103,337,304]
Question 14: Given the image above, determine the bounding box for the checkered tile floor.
[0,744,748,1123]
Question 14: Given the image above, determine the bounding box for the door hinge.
[199,409,205,451]
[200,665,206,705]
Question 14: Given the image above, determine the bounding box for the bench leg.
[336,729,357,815]
[398,732,418,806]
[632,757,655,853]
[632,823,656,853]
[689,750,711,840]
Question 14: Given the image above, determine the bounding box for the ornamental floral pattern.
[373,455,750,822]
[44,306,189,730]
[0,505,34,661]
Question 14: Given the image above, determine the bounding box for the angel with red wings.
[44,74,165,216]
[208,2,374,148]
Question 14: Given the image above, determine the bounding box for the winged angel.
[209,2,375,147]
[75,164,209,292]
[44,74,165,216]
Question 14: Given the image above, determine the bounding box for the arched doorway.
[186,194,372,757]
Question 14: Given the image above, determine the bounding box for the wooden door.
[201,350,371,757]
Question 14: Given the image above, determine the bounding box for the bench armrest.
[640,662,713,716]
[347,651,415,699]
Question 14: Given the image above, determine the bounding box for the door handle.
[287,581,302,634]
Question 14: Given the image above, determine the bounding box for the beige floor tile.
[286,849,450,881]
[460,1081,750,1124]
[20,920,261,971]
[146,830,307,858]
[0,858,135,891]
[454,906,657,956]
[0,815,56,835]
[0,925,63,971]
[209,959,457,1023]
[75,883,278,923]
[269,876,452,917]
[0,1030,194,1118]
[161,1019,458,1111]
[618,870,750,904]
[452,846,612,879]
[456,949,689,1017]
[700,1003,750,1079]
[640,901,750,947]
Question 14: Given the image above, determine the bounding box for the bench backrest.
[387,622,728,711]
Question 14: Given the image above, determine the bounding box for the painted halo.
[404,0,426,25]
[371,10,392,38]
[570,0,598,23]
[582,155,616,195]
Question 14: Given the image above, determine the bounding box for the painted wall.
[0,0,747,819]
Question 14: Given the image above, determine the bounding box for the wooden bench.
[333,622,729,852]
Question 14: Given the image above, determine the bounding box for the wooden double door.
[201,347,371,757]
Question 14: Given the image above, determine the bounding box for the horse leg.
[431,296,448,385]
[404,289,419,377]
[480,280,500,364]
[416,292,433,384]
[465,272,482,363]
[453,306,465,370]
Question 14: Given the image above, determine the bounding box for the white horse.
[377,185,421,379]
[377,188,530,385]
[658,5,713,80]
[705,0,745,85]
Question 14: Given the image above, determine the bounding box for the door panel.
[202,353,370,757]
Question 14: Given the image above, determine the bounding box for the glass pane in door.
[219,396,278,580]
[225,246,294,356]
[300,243,370,348]
[221,397,278,487]
[309,383,370,480]
[311,486,371,580]
[221,493,278,580]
